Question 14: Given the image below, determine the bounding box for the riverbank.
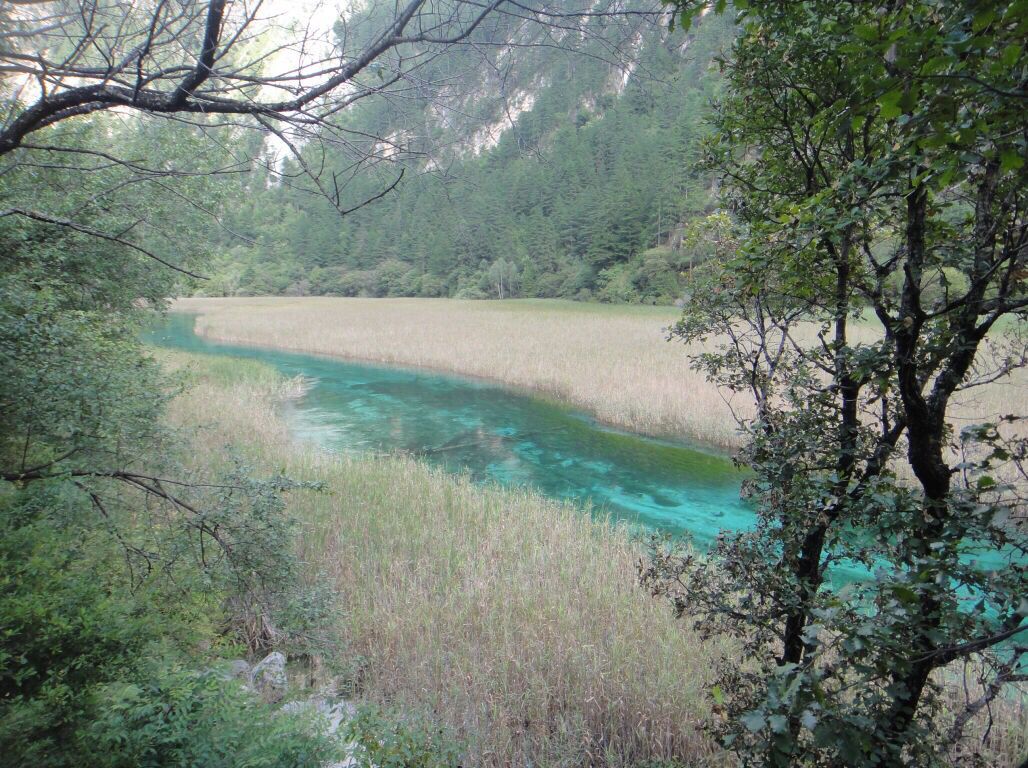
[173,296,1028,453]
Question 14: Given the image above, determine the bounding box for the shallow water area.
[147,313,752,544]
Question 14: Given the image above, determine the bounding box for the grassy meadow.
[157,347,1028,766]
[174,296,1028,451]
[161,348,730,767]
[176,296,743,446]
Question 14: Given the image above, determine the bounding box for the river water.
[148,313,752,544]
[148,312,1024,592]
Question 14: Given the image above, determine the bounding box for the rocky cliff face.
[335,1,705,166]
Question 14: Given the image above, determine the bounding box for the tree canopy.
[644,1,1027,765]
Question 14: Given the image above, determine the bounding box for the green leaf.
[972,9,995,32]
[878,90,903,121]
[854,24,878,41]
[740,711,766,732]
[1001,43,1021,68]
[1000,150,1024,173]
[893,585,918,604]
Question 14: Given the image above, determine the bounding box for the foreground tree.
[0,2,663,763]
[643,1,1027,765]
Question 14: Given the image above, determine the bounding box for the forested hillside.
[203,10,733,303]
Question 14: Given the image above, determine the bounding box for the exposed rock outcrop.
[250,651,288,702]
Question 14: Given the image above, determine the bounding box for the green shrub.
[596,263,637,303]
[0,484,339,768]
[0,491,156,766]
[343,705,463,768]
[84,665,340,768]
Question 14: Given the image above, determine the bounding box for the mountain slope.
[204,9,733,303]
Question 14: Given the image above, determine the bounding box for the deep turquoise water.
[147,313,752,543]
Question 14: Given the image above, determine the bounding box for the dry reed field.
[161,350,729,767]
[174,296,1028,450]
[176,296,744,446]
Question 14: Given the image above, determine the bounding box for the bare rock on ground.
[250,651,287,702]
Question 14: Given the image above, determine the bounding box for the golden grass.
[173,296,1028,451]
[175,296,744,447]
[162,349,730,767]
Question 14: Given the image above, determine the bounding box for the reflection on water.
[147,313,751,543]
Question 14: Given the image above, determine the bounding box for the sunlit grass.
[175,296,743,447]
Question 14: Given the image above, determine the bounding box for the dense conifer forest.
[202,12,733,302]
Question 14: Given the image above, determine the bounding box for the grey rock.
[209,659,252,683]
[250,651,287,702]
[278,696,362,767]
[280,699,315,716]
[326,700,357,733]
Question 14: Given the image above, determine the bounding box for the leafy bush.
[596,263,637,303]
[0,465,339,768]
[343,705,463,768]
[84,665,340,768]
[0,493,155,767]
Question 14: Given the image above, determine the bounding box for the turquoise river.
[148,313,752,545]
[147,313,1017,599]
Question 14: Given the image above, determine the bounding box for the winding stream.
[149,313,1021,592]
[148,313,752,543]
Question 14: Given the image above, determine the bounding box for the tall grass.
[173,297,1028,451]
[161,349,1027,766]
[162,349,730,767]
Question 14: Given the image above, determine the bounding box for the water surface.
[148,313,751,543]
